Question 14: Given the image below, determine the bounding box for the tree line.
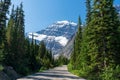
[69,0,120,80]
[0,0,55,76]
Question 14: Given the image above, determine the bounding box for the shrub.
[100,65,120,80]
[0,65,4,71]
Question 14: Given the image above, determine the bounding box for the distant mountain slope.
[60,34,75,59]
[27,20,78,55]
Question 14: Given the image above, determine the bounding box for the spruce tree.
[16,3,25,70]
[6,5,15,46]
[29,33,37,71]
[0,0,11,65]
[83,0,120,78]
[4,5,15,65]
[70,40,76,69]
[39,41,46,58]
[77,0,92,75]
[86,0,91,24]
[75,16,82,69]
[70,16,82,70]
[0,0,11,48]
[76,16,82,56]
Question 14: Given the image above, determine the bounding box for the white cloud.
[28,33,47,41]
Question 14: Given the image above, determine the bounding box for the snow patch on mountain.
[28,33,68,46]
[28,33,47,41]
[57,20,70,24]
[49,20,77,28]
[55,36,68,46]
[56,20,77,26]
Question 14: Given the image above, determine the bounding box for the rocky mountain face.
[27,21,78,55]
[60,35,75,59]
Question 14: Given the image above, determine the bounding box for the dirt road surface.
[17,65,85,80]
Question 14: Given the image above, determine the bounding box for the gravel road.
[17,65,85,80]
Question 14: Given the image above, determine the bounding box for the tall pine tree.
[86,0,91,24]
[4,5,15,65]
[70,16,82,70]
[0,0,11,64]
[0,0,11,47]
[77,0,92,75]
[83,0,120,78]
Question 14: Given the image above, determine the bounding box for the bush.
[15,64,30,76]
[39,67,47,72]
[57,55,69,66]
[67,63,72,72]
[0,65,4,71]
[68,63,94,79]
[68,63,87,78]
[100,65,120,80]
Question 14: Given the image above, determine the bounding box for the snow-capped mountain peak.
[56,20,77,26]
[27,20,78,54]
[49,20,77,28]
[57,20,70,24]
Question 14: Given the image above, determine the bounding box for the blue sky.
[11,0,120,33]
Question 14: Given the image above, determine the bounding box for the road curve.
[17,65,85,80]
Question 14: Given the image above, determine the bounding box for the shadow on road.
[17,65,85,80]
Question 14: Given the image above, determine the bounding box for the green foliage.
[39,67,47,72]
[0,64,4,71]
[57,55,69,66]
[37,41,53,69]
[100,65,120,80]
[68,63,90,78]
[0,49,4,63]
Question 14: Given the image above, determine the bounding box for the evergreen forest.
[69,0,120,80]
[0,0,61,76]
